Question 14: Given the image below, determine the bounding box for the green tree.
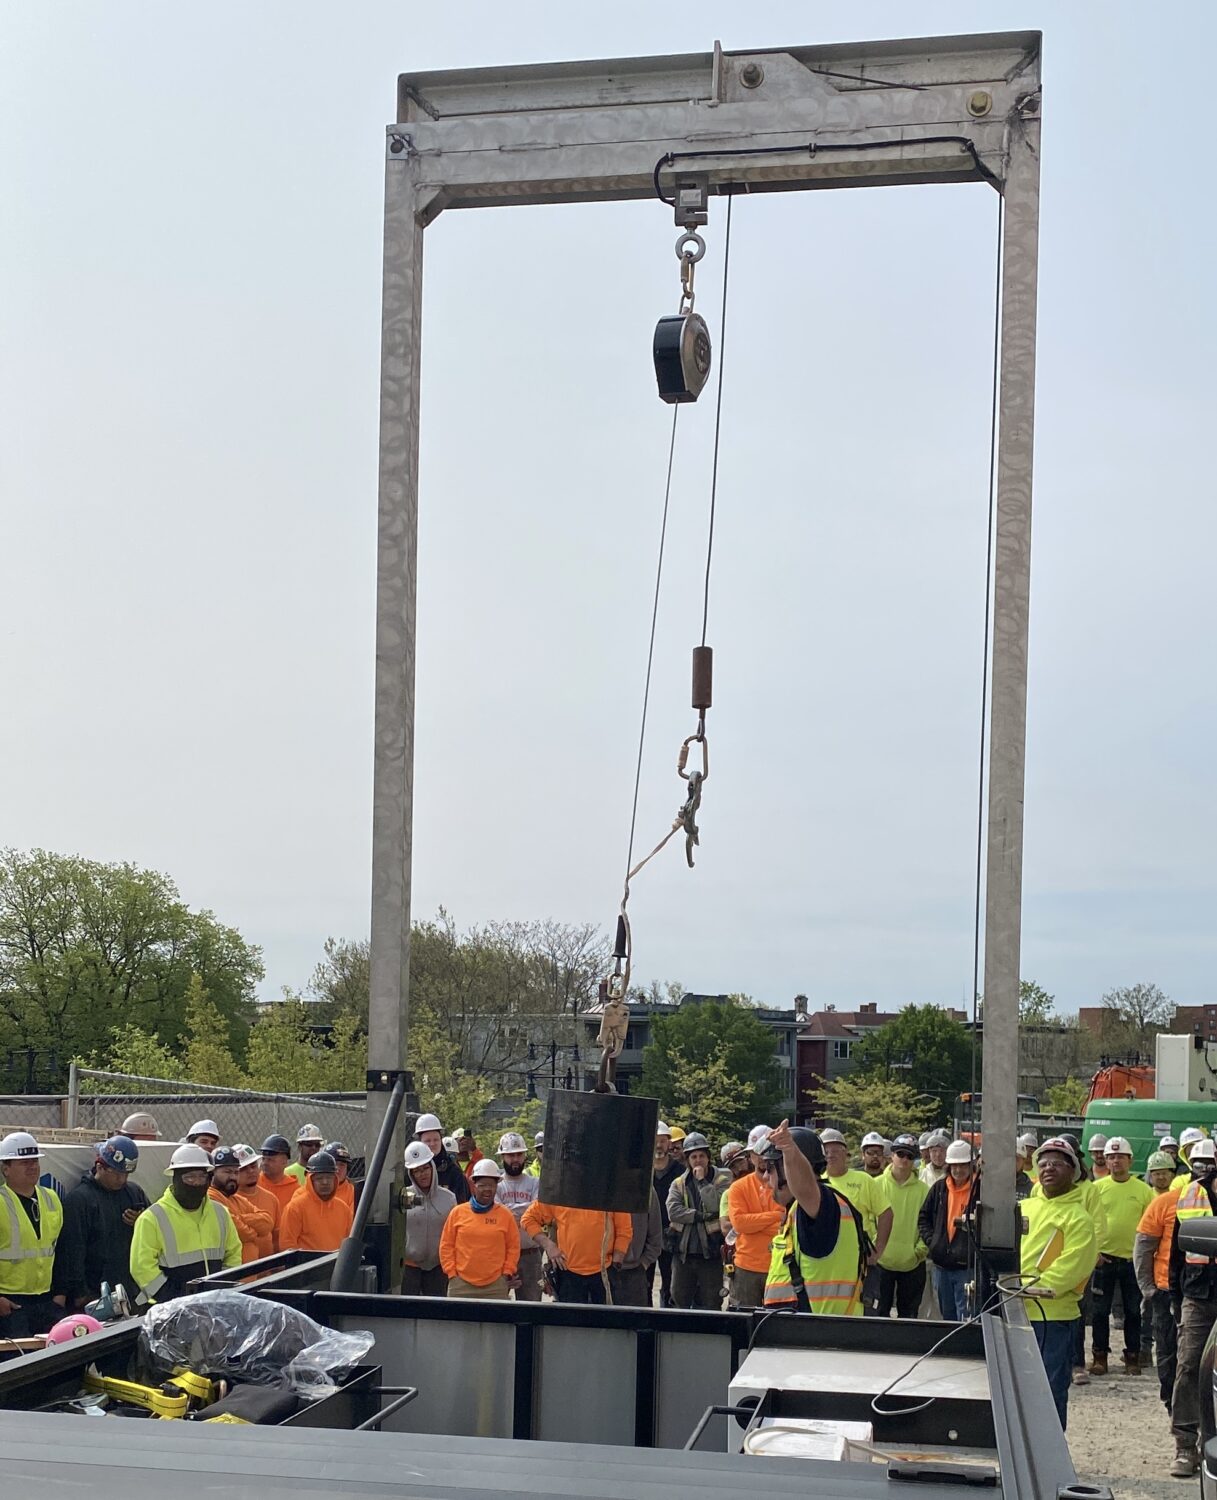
[851,1004,974,1119]
[181,975,246,1088]
[1099,982,1172,1061]
[1044,1078,1088,1116]
[1019,980,1058,1027]
[658,1045,758,1143]
[407,1009,497,1136]
[639,997,783,1127]
[80,1023,180,1089]
[0,848,262,1081]
[811,1074,936,1142]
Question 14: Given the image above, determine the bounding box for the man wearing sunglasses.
[871,1133,929,1318]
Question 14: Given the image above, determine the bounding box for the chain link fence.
[69,1067,367,1159]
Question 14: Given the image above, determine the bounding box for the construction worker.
[651,1122,682,1308]
[1168,1135,1217,1477]
[668,1126,686,1167]
[325,1142,356,1213]
[0,1132,66,1337]
[1134,1149,1182,1413]
[522,1196,631,1305]
[285,1123,324,1187]
[666,1132,732,1309]
[120,1112,159,1141]
[722,1133,784,1309]
[233,1144,280,1256]
[1019,1136,1097,1431]
[918,1140,977,1320]
[1030,1133,1106,1388]
[1089,1135,1153,1375]
[721,1142,752,1182]
[1087,1133,1109,1180]
[1157,1135,1180,1174]
[454,1129,484,1180]
[1173,1127,1206,1193]
[760,1121,864,1315]
[413,1114,470,1203]
[279,1150,354,1252]
[1017,1132,1039,1181]
[872,1134,929,1318]
[208,1147,276,1265]
[495,1132,542,1301]
[820,1130,892,1304]
[439,1159,519,1299]
[53,1134,148,1308]
[259,1134,300,1213]
[860,1132,887,1178]
[130,1144,240,1304]
[185,1120,221,1153]
[526,1132,543,1178]
[919,1132,949,1187]
[611,1186,663,1307]
[402,1141,456,1296]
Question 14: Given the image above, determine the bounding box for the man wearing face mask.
[130,1145,241,1305]
[279,1151,354,1252]
[208,1147,276,1265]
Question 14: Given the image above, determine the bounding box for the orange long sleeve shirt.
[520,1202,632,1276]
[210,1186,278,1265]
[260,1172,301,1215]
[239,1183,281,1260]
[279,1179,354,1252]
[724,1171,785,1273]
[438,1203,520,1287]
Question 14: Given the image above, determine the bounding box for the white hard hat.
[1181,1128,1206,1148]
[498,1132,528,1155]
[1190,1139,1217,1164]
[187,1120,221,1140]
[0,1131,44,1161]
[1104,1136,1132,1156]
[233,1143,260,1169]
[471,1158,503,1180]
[861,1132,886,1148]
[1159,1135,1179,1149]
[404,1141,434,1170]
[747,1125,772,1150]
[656,1121,671,1137]
[1087,1133,1109,1152]
[819,1129,846,1146]
[945,1140,975,1165]
[121,1112,159,1137]
[534,1132,545,1146]
[1017,1133,1038,1152]
[415,1113,443,1134]
[165,1144,214,1176]
[442,1136,458,1154]
[926,1131,951,1148]
[720,1141,746,1164]
[296,1123,323,1143]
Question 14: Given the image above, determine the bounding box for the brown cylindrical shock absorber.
[691,645,713,714]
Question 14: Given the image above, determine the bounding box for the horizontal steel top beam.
[390,33,1040,216]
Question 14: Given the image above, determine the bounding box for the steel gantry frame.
[366,32,1043,1267]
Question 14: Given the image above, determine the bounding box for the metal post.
[66,1060,79,1129]
[979,104,1041,1262]
[366,143,425,1241]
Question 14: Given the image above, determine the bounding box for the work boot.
[1071,1365,1090,1386]
[1123,1353,1141,1376]
[1170,1446,1199,1479]
[1088,1353,1108,1376]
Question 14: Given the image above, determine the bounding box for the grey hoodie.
[402,1169,456,1270]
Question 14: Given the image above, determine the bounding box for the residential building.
[796,1004,901,1125]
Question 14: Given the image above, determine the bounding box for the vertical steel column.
[979,109,1041,1258]
[366,142,425,1231]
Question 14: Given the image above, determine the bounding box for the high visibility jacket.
[1172,1174,1217,1300]
[285,1161,307,1187]
[210,1186,276,1265]
[826,1169,885,1241]
[130,1189,240,1304]
[0,1183,63,1297]
[260,1172,302,1214]
[877,1169,929,1273]
[1031,1174,1107,1266]
[525,1160,541,1179]
[724,1171,784,1274]
[764,1196,863,1316]
[1019,1185,1097,1321]
[1093,1173,1154,1258]
[279,1178,354,1253]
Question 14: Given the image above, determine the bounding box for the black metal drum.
[538,1090,659,1213]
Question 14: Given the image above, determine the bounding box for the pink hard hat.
[46,1313,104,1345]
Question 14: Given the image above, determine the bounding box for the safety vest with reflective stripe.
[1176,1177,1217,1266]
[0,1183,63,1297]
[130,1189,238,1304]
[764,1193,863,1316]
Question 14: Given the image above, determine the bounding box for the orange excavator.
[1087,1063,1155,1102]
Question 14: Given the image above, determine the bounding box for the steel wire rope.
[700,189,733,650]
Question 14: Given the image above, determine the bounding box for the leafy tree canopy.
[851,1004,974,1119]
[639,997,783,1135]
[812,1073,937,1143]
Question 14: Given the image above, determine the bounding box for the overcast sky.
[3,4,1213,1018]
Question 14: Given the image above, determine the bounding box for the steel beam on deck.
[367,34,1043,1263]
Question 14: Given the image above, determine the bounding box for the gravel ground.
[1067,1363,1194,1500]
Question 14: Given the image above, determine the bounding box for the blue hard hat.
[97,1135,139,1173]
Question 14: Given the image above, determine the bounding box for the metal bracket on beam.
[366,1067,414,1093]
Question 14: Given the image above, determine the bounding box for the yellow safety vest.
[131,1190,238,1304]
[764,1194,863,1316]
[1176,1177,1217,1266]
[0,1183,63,1297]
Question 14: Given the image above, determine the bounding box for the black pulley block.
[538,1089,659,1213]
[653,312,712,404]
